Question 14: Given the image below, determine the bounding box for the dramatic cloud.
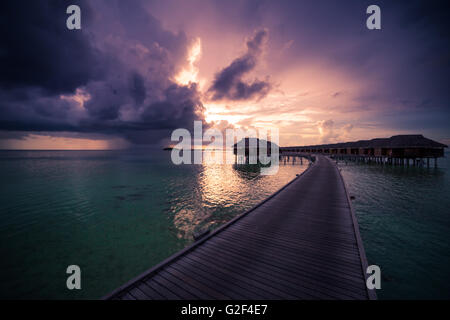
[0,0,204,145]
[1,0,449,148]
[0,1,103,94]
[208,29,271,101]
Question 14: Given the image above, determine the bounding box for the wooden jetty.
[280,134,447,167]
[104,155,376,300]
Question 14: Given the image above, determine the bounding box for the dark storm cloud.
[0,0,103,94]
[130,73,147,106]
[209,29,271,101]
[0,87,80,132]
[115,1,188,60]
[0,0,204,145]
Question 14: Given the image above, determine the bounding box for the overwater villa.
[280,135,447,166]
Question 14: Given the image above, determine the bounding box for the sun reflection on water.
[171,150,309,240]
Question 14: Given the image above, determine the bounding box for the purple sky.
[0,0,449,149]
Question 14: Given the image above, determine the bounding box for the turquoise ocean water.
[0,149,449,299]
[0,149,308,299]
[338,152,450,299]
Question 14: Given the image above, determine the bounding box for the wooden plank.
[164,264,231,299]
[190,247,321,299]
[194,245,361,300]
[120,292,136,300]
[228,224,359,251]
[157,270,211,300]
[128,286,151,300]
[230,221,360,244]
[150,273,199,300]
[142,277,182,300]
[217,228,362,264]
[174,257,265,299]
[202,236,367,293]
[194,244,362,300]
[211,234,364,273]
[134,282,166,300]
[181,251,293,299]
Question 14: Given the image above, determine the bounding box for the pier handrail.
[333,157,377,300]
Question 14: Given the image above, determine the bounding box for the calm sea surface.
[0,149,308,299]
[338,152,450,299]
[0,149,449,299]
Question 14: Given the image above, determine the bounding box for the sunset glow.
[1,0,449,149]
[175,38,202,86]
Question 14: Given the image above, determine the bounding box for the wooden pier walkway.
[104,155,376,300]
